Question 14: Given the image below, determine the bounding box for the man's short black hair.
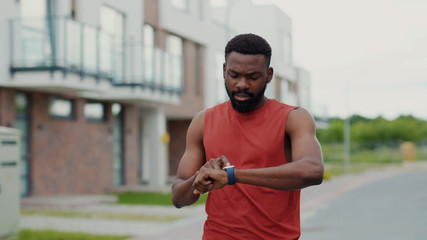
[225,33,272,67]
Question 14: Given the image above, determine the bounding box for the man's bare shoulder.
[191,110,206,128]
[194,109,206,120]
[286,108,316,133]
[187,110,206,140]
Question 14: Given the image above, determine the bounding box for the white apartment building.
[0,0,310,196]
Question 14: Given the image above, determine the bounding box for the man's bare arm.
[171,111,206,208]
[192,108,324,193]
[234,108,324,190]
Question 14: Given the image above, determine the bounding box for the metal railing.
[9,17,183,94]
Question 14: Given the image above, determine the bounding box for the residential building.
[0,0,311,196]
[0,0,178,196]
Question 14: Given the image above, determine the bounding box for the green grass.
[113,191,208,206]
[320,142,410,179]
[321,143,403,164]
[325,162,399,177]
[18,229,129,240]
[22,210,182,222]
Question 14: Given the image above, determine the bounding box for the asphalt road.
[300,168,427,240]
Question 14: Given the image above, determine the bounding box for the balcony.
[7,17,182,104]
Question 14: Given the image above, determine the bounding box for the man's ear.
[267,67,274,83]
[223,63,226,79]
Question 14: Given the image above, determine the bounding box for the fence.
[9,17,183,94]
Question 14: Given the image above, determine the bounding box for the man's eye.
[249,75,260,80]
[229,74,239,78]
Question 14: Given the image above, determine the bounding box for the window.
[49,97,74,119]
[171,0,188,11]
[84,102,105,121]
[100,5,125,81]
[280,79,297,105]
[143,24,155,82]
[166,34,183,91]
[283,33,292,65]
[19,0,50,66]
[215,52,227,103]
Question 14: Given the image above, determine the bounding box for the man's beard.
[225,82,267,113]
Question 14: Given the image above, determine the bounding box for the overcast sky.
[253,0,427,120]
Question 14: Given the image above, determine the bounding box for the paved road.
[20,161,427,240]
[301,168,427,240]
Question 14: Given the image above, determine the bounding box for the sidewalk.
[20,161,427,239]
[21,195,207,239]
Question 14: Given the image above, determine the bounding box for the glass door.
[14,93,30,196]
[112,103,124,186]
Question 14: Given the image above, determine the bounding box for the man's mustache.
[231,89,255,97]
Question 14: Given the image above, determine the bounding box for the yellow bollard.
[401,142,417,161]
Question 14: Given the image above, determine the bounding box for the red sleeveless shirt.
[202,99,300,240]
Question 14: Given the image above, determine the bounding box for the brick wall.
[122,104,140,185]
[0,88,141,196]
[0,88,15,127]
[30,93,115,195]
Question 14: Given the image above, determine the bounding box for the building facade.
[0,0,311,196]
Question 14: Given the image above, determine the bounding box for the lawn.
[18,229,129,240]
[21,209,182,222]
[321,142,410,178]
[114,191,208,206]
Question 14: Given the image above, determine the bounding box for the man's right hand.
[192,156,231,194]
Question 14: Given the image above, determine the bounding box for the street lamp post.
[344,84,351,173]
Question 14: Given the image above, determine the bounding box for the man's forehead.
[227,52,266,62]
[225,52,269,69]
[227,51,266,58]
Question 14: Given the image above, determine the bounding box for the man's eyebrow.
[228,70,261,76]
[248,71,261,75]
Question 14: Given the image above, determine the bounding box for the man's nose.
[236,77,250,90]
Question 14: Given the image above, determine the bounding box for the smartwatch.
[223,165,236,185]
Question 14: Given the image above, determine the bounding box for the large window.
[19,0,50,66]
[143,24,155,83]
[100,5,125,81]
[166,34,183,92]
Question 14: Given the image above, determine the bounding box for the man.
[171,33,324,239]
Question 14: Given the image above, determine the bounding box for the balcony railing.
[9,17,183,94]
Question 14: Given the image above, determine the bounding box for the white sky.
[253,0,427,120]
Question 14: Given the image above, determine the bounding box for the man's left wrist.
[223,165,236,185]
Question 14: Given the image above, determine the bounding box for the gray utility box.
[0,127,21,239]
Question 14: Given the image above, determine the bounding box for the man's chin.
[231,100,254,113]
